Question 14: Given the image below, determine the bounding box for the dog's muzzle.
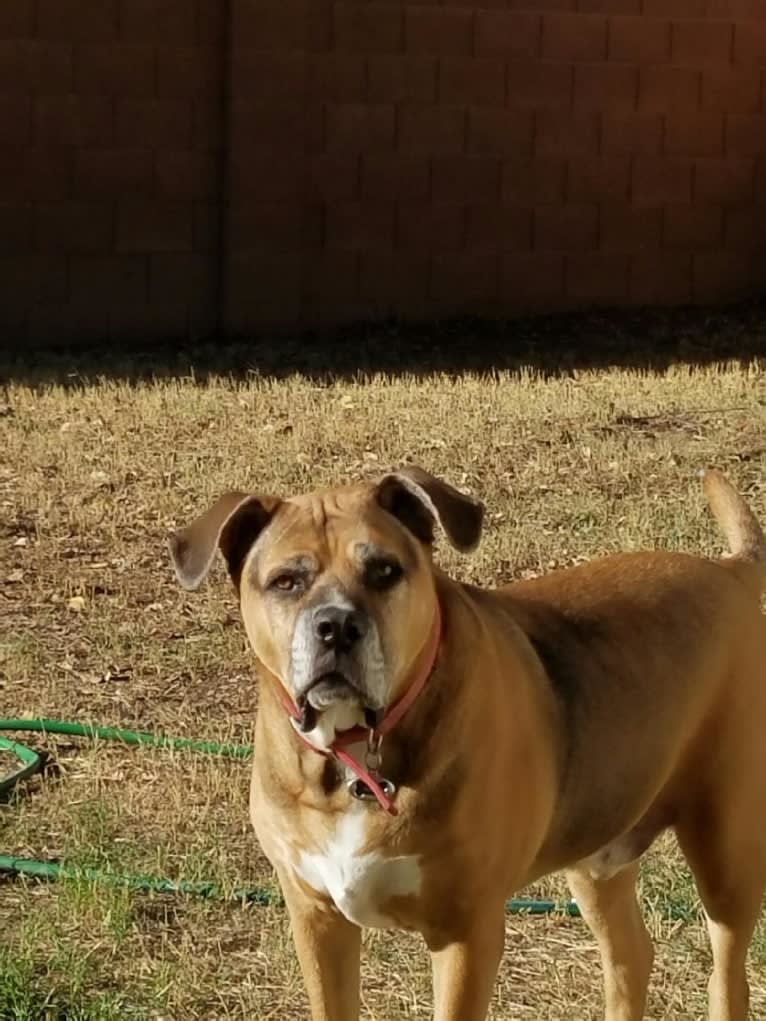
[292,602,383,731]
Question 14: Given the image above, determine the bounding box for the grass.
[1,322,765,1018]
[0,947,130,1021]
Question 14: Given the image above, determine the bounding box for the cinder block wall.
[3,1,766,345]
[1,0,224,345]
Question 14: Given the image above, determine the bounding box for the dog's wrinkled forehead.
[251,484,420,581]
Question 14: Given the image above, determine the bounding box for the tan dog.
[169,467,766,1021]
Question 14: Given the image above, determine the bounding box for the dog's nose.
[313,606,367,651]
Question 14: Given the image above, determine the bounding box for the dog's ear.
[375,467,484,553]
[169,492,281,591]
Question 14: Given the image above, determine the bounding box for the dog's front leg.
[277,868,362,1021]
[428,908,506,1021]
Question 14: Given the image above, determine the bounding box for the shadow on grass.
[2,300,766,389]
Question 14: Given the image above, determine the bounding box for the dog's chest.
[292,809,421,929]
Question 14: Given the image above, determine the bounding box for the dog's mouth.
[296,672,382,733]
[305,671,359,709]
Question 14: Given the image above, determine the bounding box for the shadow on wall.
[2,300,766,388]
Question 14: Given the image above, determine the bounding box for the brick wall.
[3,1,766,345]
[1,0,224,345]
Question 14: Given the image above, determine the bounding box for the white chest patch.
[294,809,421,929]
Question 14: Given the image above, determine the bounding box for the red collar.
[277,602,442,815]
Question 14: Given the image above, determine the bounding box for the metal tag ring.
[348,777,396,802]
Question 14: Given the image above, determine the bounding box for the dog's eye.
[270,573,301,593]
[365,559,403,590]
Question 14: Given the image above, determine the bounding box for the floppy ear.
[374,466,484,553]
[169,491,281,591]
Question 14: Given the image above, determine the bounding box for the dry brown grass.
[1,351,765,1019]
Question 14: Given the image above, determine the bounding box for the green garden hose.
[0,717,251,765]
[0,732,42,797]
[0,719,696,920]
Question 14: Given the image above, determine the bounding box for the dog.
[169,466,766,1021]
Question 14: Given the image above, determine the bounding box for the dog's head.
[168,468,483,739]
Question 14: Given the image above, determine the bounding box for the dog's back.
[496,472,766,872]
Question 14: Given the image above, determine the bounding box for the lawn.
[1,316,765,1019]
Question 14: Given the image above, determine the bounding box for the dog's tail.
[703,469,766,590]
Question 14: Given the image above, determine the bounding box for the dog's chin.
[295,674,384,734]
[305,672,361,711]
